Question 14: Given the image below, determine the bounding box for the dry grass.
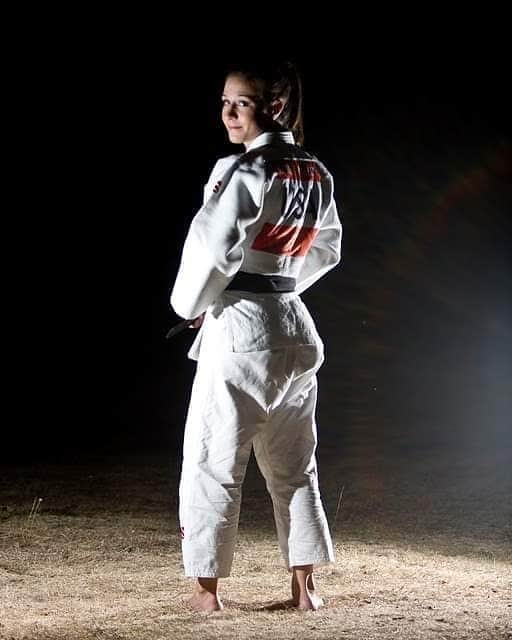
[0,450,510,639]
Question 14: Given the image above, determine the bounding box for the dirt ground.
[1,445,510,640]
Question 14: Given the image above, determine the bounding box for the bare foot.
[291,571,324,611]
[296,591,324,611]
[187,577,223,612]
[187,590,223,612]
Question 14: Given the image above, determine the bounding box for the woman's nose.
[225,104,238,118]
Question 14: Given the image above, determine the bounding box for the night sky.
[12,41,511,465]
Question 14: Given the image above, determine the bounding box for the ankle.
[196,577,219,595]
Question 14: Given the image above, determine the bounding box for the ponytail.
[272,61,304,146]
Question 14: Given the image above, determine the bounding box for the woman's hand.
[190,313,205,329]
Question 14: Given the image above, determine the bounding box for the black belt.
[226,271,296,293]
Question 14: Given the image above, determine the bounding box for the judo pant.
[178,293,335,578]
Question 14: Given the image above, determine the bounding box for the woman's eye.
[221,99,252,108]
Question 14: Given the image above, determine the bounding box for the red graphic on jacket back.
[251,158,323,257]
[213,180,222,194]
[252,223,319,257]
[275,159,323,182]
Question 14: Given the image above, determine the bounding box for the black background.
[9,31,511,465]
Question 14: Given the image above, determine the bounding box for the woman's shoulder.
[210,153,241,175]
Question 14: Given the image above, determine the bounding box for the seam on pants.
[255,429,288,561]
[260,347,298,567]
[180,356,217,534]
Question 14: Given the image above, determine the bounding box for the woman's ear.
[271,99,285,120]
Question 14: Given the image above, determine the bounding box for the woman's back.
[171,130,341,321]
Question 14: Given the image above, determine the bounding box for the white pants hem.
[286,556,335,570]
[184,567,231,578]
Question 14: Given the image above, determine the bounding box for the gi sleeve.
[170,159,265,319]
[295,183,342,295]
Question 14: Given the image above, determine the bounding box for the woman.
[171,61,342,612]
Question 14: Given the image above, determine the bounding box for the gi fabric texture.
[171,131,342,577]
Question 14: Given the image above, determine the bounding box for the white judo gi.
[171,130,342,577]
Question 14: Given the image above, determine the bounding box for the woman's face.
[221,73,270,147]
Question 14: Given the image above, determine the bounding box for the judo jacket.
[170,130,342,329]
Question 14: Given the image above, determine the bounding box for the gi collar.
[245,130,295,152]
